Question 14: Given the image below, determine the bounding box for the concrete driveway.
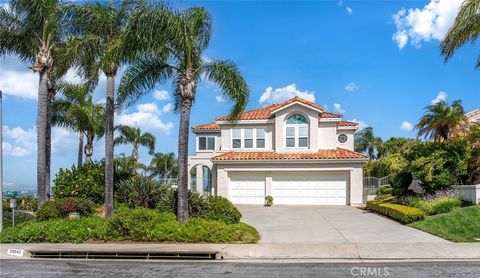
[238,205,446,244]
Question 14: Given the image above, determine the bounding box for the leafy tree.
[441,0,480,69]
[354,127,382,159]
[149,152,178,183]
[66,0,146,217]
[114,125,156,161]
[117,6,249,222]
[52,82,105,163]
[377,137,419,158]
[415,100,468,142]
[0,0,74,207]
[114,153,143,182]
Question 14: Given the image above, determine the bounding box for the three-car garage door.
[272,172,348,205]
[229,171,348,205]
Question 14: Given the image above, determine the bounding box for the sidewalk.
[1,243,480,262]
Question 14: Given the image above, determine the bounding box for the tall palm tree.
[441,0,480,68]
[149,152,177,183]
[118,6,249,223]
[415,100,467,142]
[354,127,383,159]
[0,0,72,207]
[66,1,146,217]
[114,125,155,161]
[52,82,105,163]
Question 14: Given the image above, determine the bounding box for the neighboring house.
[466,109,480,124]
[188,97,368,206]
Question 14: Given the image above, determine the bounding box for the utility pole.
[0,90,3,232]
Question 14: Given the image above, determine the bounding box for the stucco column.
[196,164,204,193]
[216,165,229,198]
[350,166,363,206]
[265,172,272,197]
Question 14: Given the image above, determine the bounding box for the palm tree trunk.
[132,144,138,161]
[177,98,192,223]
[78,133,84,165]
[45,92,52,200]
[104,74,115,218]
[85,134,94,163]
[37,69,49,208]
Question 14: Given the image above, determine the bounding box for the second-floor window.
[286,114,309,148]
[232,128,266,149]
[198,136,215,151]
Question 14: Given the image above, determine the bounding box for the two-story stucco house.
[188,97,368,206]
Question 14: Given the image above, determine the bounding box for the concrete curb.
[1,243,479,262]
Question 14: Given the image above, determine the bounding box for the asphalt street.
[1,260,480,278]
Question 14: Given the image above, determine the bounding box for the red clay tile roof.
[216,97,340,121]
[338,121,358,127]
[191,122,220,131]
[212,148,367,161]
[466,109,480,122]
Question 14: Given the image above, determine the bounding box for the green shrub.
[378,185,394,195]
[404,196,462,215]
[367,201,425,223]
[115,176,161,208]
[52,162,105,203]
[391,171,413,196]
[203,196,241,224]
[36,198,95,221]
[156,189,206,218]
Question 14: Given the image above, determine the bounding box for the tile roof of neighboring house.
[466,109,480,122]
[191,122,221,131]
[216,96,340,121]
[212,148,367,161]
[338,121,358,127]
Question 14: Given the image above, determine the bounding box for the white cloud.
[259,83,315,106]
[2,142,30,157]
[392,0,463,49]
[346,7,353,14]
[137,102,161,115]
[333,103,345,113]
[216,95,226,103]
[344,82,358,92]
[0,69,38,99]
[161,103,173,113]
[51,127,79,154]
[351,119,369,130]
[431,91,448,104]
[400,121,414,131]
[62,68,83,84]
[117,107,174,135]
[153,90,170,101]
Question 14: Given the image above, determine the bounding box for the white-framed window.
[338,134,348,144]
[198,136,215,151]
[231,127,266,149]
[285,114,309,148]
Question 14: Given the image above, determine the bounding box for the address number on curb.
[7,249,24,257]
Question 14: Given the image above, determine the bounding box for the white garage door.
[229,172,265,204]
[272,172,348,205]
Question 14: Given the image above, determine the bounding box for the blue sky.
[0,0,478,189]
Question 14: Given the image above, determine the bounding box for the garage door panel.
[272,172,347,205]
[230,172,265,205]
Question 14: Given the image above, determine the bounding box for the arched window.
[286,114,308,148]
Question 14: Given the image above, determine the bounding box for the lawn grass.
[409,205,480,242]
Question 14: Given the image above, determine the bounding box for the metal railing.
[362,176,390,204]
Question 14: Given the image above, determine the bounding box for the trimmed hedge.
[367,201,425,223]
[36,198,95,221]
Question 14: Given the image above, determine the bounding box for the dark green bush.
[115,176,161,208]
[367,201,424,223]
[52,162,105,203]
[391,171,413,196]
[378,185,394,195]
[203,196,242,224]
[404,196,462,215]
[36,198,95,221]
[156,189,206,218]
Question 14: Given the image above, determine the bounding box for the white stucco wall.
[318,122,338,149]
[336,129,355,151]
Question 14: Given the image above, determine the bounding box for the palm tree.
[415,100,467,142]
[118,6,249,223]
[66,1,146,217]
[52,82,105,163]
[354,127,383,159]
[441,0,480,68]
[149,152,178,184]
[114,125,156,161]
[0,0,72,207]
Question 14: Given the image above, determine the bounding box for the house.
[466,109,480,124]
[188,97,368,206]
